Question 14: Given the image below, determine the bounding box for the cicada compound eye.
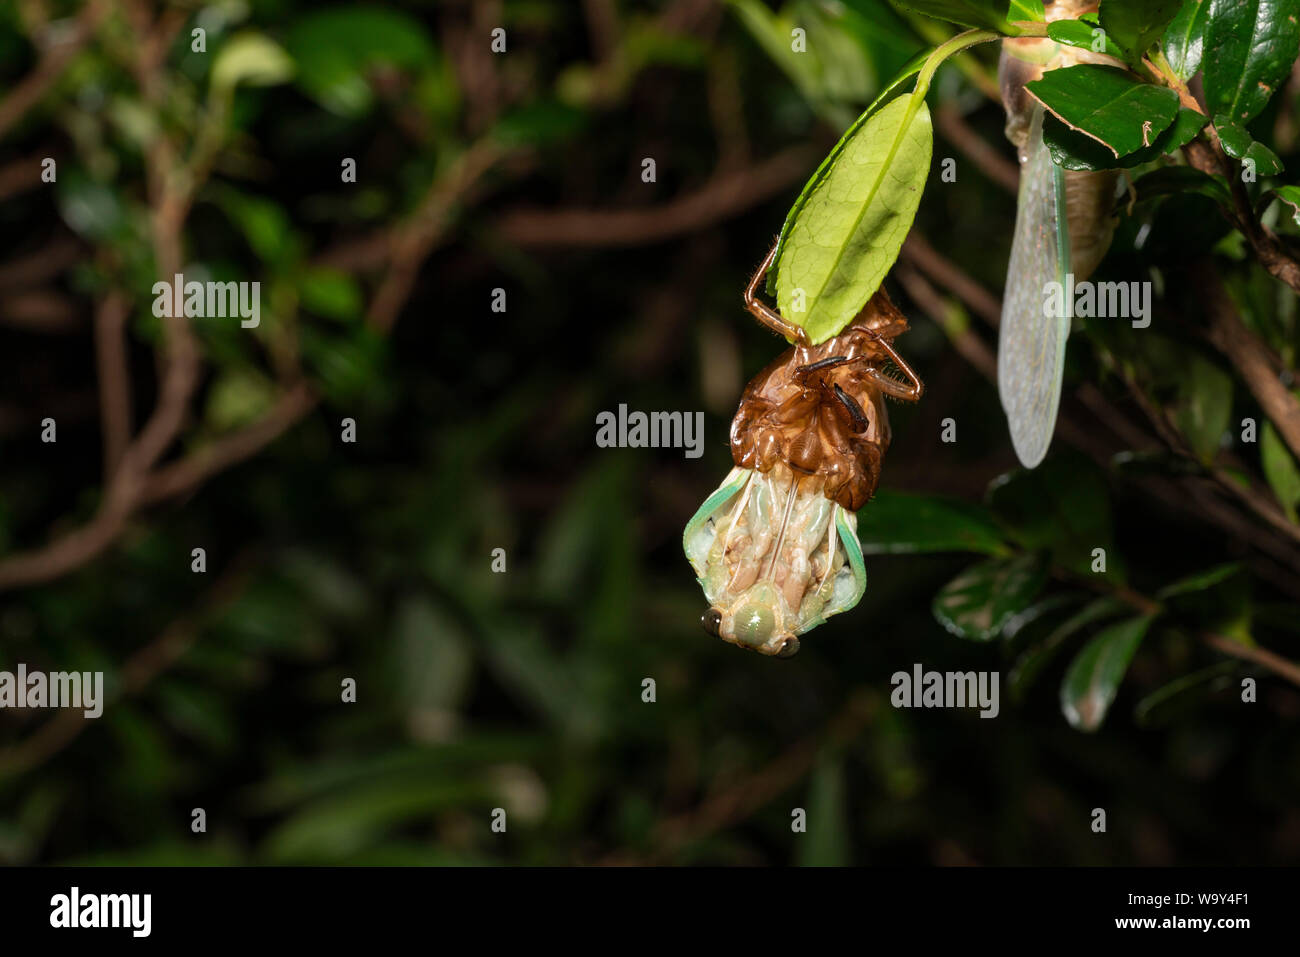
[701,608,723,638]
[776,637,801,658]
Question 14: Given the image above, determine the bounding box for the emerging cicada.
[684,245,922,657]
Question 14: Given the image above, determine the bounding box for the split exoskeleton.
[683,244,922,657]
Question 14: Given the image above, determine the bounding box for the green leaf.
[797,756,850,866]
[1009,596,1129,700]
[298,267,362,322]
[1099,0,1183,65]
[211,32,295,92]
[492,101,588,148]
[766,49,929,295]
[1007,0,1046,21]
[932,553,1049,641]
[1026,64,1180,157]
[1044,105,1205,170]
[1047,20,1123,60]
[56,173,128,243]
[774,93,932,344]
[1215,116,1284,175]
[986,451,1122,581]
[1170,350,1233,463]
[1270,184,1300,225]
[1156,561,1243,599]
[1157,562,1251,640]
[1134,661,1239,726]
[286,7,436,117]
[1131,165,1230,205]
[855,489,1010,555]
[1060,614,1154,730]
[205,369,276,431]
[1261,419,1300,521]
[891,0,1012,31]
[1202,0,1300,124]
[218,190,299,266]
[1162,0,1210,80]
[391,596,474,728]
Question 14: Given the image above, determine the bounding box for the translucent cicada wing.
[998,105,1071,469]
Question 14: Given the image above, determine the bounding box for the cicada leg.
[743,241,811,347]
[861,332,924,402]
[793,337,924,403]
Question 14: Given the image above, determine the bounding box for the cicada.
[998,0,1120,467]
[683,245,923,657]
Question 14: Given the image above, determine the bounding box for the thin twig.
[366,138,507,330]
[493,146,818,247]
[93,291,132,479]
[1193,262,1300,461]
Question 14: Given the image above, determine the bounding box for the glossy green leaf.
[1157,562,1251,639]
[1009,596,1129,700]
[986,451,1122,581]
[1271,185,1300,225]
[1162,0,1209,80]
[1026,64,1179,157]
[774,93,933,344]
[1131,165,1230,205]
[891,0,1011,31]
[1047,19,1123,60]
[1261,419,1300,521]
[1156,561,1243,599]
[1134,661,1238,726]
[1215,116,1284,175]
[1060,614,1154,730]
[1099,0,1183,64]
[855,489,1010,555]
[1203,0,1300,124]
[1044,105,1205,169]
[932,553,1049,641]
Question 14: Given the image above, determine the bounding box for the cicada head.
[682,464,866,657]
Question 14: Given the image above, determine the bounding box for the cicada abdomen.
[684,269,922,657]
[997,0,1122,468]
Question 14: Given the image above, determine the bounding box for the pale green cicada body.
[683,463,866,658]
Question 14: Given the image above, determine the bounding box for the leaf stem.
[912,30,1002,104]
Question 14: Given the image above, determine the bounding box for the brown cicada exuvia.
[683,244,923,657]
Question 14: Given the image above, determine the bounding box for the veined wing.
[998,105,1071,469]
